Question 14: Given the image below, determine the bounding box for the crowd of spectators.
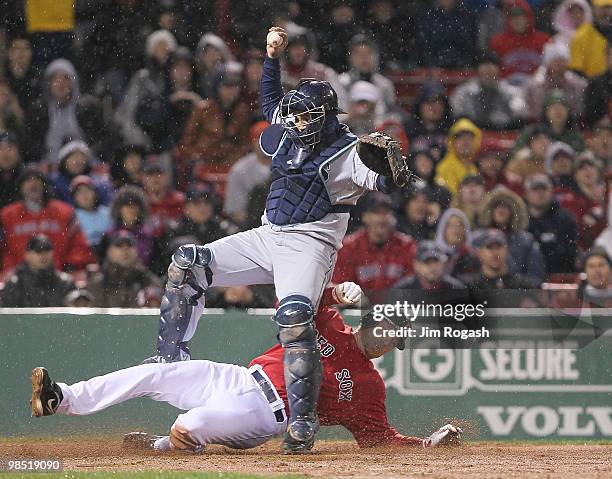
[1,0,612,309]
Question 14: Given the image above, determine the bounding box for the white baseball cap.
[350,81,381,104]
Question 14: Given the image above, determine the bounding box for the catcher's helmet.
[279,79,345,148]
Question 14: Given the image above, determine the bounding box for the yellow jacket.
[26,0,74,33]
[569,23,608,79]
[435,118,481,195]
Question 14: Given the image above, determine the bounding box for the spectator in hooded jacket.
[403,81,453,160]
[558,152,607,251]
[450,52,526,130]
[71,175,112,248]
[0,131,24,209]
[0,167,94,275]
[490,0,550,85]
[136,46,201,155]
[25,58,110,163]
[478,187,546,283]
[551,0,592,48]
[1,234,76,307]
[116,30,177,149]
[512,89,585,155]
[339,34,397,112]
[525,173,578,274]
[584,45,612,128]
[178,65,251,172]
[416,0,477,68]
[101,185,156,267]
[544,141,578,195]
[569,1,612,78]
[434,207,480,278]
[435,118,482,195]
[506,126,552,182]
[48,140,113,205]
[524,42,588,122]
[195,32,235,100]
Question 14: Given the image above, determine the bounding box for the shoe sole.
[282,447,314,455]
[31,367,45,417]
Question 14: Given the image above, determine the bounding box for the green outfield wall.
[1,309,611,441]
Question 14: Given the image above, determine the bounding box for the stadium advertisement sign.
[374,325,612,439]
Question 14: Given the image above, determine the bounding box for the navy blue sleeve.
[260,56,284,123]
[376,175,398,194]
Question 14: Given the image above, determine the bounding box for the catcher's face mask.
[279,89,326,148]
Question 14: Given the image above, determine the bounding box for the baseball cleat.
[282,416,319,454]
[282,432,315,454]
[30,367,63,417]
[423,423,463,447]
[123,432,166,450]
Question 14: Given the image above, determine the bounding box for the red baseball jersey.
[147,190,186,234]
[0,199,95,276]
[332,228,416,293]
[249,299,422,448]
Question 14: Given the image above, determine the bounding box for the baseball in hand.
[267,31,283,47]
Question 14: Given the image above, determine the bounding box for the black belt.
[330,205,351,213]
[251,369,285,423]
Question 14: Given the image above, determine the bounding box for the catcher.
[143,24,418,454]
[30,282,461,452]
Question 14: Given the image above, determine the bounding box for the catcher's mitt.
[357,132,418,187]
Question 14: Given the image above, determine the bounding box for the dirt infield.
[2,438,611,478]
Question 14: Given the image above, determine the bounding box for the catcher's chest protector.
[262,125,356,226]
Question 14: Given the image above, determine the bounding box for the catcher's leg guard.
[155,245,212,362]
[275,295,322,453]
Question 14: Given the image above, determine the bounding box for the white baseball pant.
[56,361,287,449]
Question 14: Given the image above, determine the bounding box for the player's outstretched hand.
[333,282,362,305]
[423,424,463,448]
[266,26,288,59]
